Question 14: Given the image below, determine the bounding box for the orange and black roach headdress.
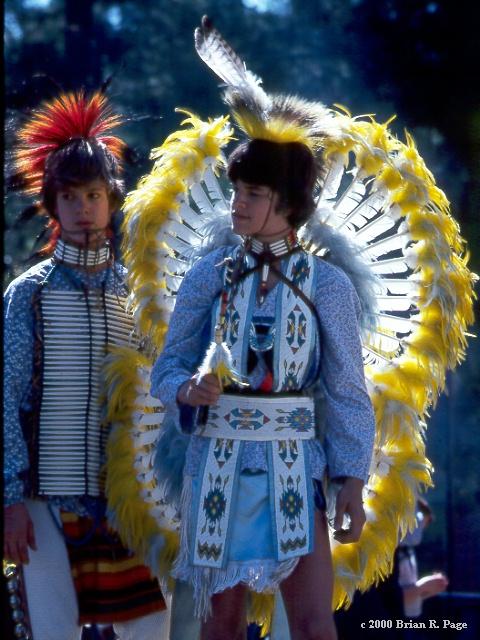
[13,90,126,254]
[14,90,125,198]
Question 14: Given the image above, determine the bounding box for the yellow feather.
[375,165,403,191]
[231,105,317,149]
[326,105,475,609]
[248,593,274,636]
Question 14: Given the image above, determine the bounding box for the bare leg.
[169,581,201,639]
[280,511,337,640]
[200,583,248,640]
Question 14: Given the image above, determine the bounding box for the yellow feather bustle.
[321,112,476,610]
[104,105,476,625]
[104,114,234,590]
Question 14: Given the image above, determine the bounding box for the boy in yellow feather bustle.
[104,16,476,640]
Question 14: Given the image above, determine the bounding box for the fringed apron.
[173,249,321,616]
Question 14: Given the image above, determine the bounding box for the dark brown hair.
[227,138,318,228]
[42,137,124,217]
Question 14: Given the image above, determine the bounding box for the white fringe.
[172,474,299,619]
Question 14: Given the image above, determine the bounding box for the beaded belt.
[191,393,316,569]
[195,393,316,441]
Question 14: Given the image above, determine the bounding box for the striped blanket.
[60,511,166,624]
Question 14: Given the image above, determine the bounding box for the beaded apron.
[191,249,319,568]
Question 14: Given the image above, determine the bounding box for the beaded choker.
[249,233,298,258]
[246,230,299,303]
[53,239,112,267]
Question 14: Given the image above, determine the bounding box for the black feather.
[122,145,140,166]
[7,171,29,192]
[13,204,45,228]
[100,74,114,95]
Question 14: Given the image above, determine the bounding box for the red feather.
[38,218,62,256]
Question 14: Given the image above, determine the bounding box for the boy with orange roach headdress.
[3,91,170,640]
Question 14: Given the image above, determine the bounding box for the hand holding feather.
[332,477,366,544]
[177,372,221,408]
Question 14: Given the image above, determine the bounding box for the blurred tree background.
[4,0,480,595]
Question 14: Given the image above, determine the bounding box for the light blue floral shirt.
[151,246,375,482]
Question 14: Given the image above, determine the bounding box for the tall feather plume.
[195,15,338,181]
[14,90,125,197]
[195,15,269,110]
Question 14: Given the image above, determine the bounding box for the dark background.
[4,0,480,610]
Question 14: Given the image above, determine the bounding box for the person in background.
[334,497,448,639]
[397,498,448,619]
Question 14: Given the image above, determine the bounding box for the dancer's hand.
[4,503,37,565]
[177,373,221,407]
[333,477,366,544]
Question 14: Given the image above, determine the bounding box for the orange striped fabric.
[60,511,166,624]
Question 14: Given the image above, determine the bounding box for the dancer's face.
[230,179,291,240]
[55,179,112,247]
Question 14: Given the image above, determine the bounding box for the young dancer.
[3,90,169,640]
[150,135,374,640]
[106,17,476,640]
